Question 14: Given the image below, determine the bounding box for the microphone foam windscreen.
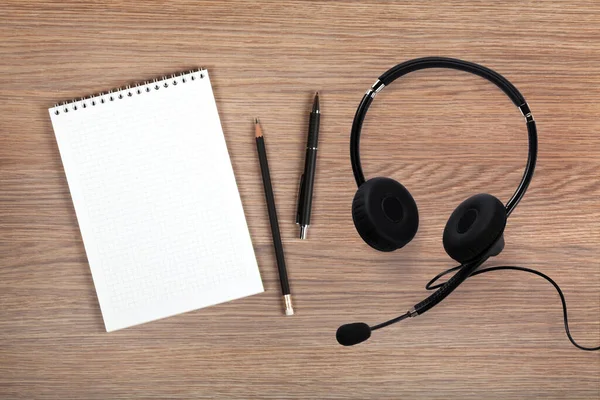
[336,322,371,346]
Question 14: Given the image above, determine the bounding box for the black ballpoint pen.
[296,92,320,239]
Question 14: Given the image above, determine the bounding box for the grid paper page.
[49,70,263,332]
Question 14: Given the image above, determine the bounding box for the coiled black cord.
[426,264,600,351]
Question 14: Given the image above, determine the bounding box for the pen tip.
[312,92,320,113]
[254,117,259,124]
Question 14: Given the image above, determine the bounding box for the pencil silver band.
[284,294,294,315]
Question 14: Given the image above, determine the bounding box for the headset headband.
[350,57,538,217]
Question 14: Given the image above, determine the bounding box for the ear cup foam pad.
[443,194,507,263]
[352,177,419,252]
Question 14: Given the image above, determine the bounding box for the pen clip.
[295,174,305,224]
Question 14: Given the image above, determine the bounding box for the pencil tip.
[254,118,263,138]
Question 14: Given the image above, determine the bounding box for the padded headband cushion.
[377,57,525,106]
[352,177,419,252]
[443,193,507,263]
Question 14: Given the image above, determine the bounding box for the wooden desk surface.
[1,1,599,398]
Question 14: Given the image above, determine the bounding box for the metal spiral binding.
[52,68,205,115]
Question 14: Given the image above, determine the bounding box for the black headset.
[337,57,598,351]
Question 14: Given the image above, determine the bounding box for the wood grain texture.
[1,1,599,398]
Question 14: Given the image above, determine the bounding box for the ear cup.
[443,194,507,263]
[352,177,419,252]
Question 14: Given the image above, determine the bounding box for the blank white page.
[49,70,263,332]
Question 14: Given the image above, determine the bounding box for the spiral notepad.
[49,69,263,331]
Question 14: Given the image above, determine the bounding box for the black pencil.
[255,118,293,316]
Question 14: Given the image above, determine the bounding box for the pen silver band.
[300,225,309,240]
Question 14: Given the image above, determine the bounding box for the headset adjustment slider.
[519,103,534,122]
